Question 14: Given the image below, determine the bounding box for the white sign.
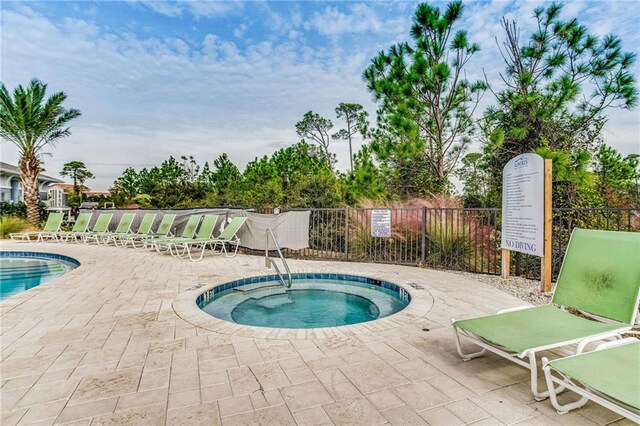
[501,153,544,257]
[371,209,391,237]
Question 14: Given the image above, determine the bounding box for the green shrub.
[0,201,27,217]
[345,197,498,271]
[424,216,475,269]
[0,201,48,220]
[0,216,28,238]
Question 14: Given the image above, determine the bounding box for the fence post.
[421,207,427,264]
[344,207,349,261]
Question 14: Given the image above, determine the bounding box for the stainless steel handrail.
[265,228,292,288]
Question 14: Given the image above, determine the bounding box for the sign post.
[501,153,552,290]
[541,159,553,292]
[371,209,392,238]
[501,248,510,280]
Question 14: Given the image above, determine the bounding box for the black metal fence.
[269,207,639,280]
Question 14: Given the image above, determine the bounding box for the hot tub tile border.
[174,271,434,340]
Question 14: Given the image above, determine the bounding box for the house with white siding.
[0,162,64,205]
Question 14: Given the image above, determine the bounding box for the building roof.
[50,183,107,194]
[51,183,84,191]
[0,161,64,183]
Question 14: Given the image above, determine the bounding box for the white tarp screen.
[237,211,311,250]
[78,208,310,250]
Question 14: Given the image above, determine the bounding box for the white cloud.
[136,0,242,19]
[1,6,374,190]
[261,2,304,36]
[233,23,248,38]
[288,30,301,41]
[305,3,385,37]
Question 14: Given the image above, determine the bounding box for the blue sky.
[2,0,639,190]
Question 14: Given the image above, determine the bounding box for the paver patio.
[0,241,632,425]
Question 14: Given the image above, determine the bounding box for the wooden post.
[541,159,553,292]
[501,248,510,280]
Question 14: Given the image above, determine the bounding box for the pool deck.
[0,241,631,426]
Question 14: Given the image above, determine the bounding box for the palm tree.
[0,79,81,226]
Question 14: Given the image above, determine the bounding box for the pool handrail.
[265,228,292,288]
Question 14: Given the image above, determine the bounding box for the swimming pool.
[198,273,410,328]
[0,252,79,301]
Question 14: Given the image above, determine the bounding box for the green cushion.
[136,213,157,235]
[195,215,218,239]
[155,214,176,235]
[548,342,640,411]
[43,212,64,232]
[113,213,136,233]
[91,214,113,233]
[181,215,202,238]
[216,217,247,240]
[453,305,624,355]
[71,213,92,232]
[552,229,640,324]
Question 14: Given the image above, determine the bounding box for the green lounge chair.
[10,212,65,242]
[128,213,176,249]
[84,212,136,244]
[148,214,202,253]
[452,228,640,400]
[55,212,93,242]
[210,216,247,258]
[60,213,113,243]
[112,213,157,247]
[542,338,639,422]
[168,214,220,261]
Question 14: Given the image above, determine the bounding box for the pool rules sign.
[371,209,392,237]
[501,153,553,291]
[501,153,544,256]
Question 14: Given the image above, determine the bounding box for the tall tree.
[0,79,81,225]
[593,145,639,207]
[211,153,241,204]
[456,152,488,207]
[111,167,140,203]
[535,147,594,208]
[344,144,387,203]
[333,103,369,171]
[482,3,638,191]
[363,1,486,193]
[60,161,94,203]
[295,111,334,169]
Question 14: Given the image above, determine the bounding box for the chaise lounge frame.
[542,338,640,422]
[452,228,640,400]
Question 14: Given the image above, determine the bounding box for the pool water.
[232,289,381,328]
[199,275,410,328]
[0,254,78,301]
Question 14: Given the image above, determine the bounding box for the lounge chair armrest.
[594,337,638,351]
[575,330,629,354]
[497,305,531,314]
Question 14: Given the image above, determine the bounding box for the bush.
[346,196,498,271]
[0,216,28,238]
[0,201,48,220]
[0,201,27,217]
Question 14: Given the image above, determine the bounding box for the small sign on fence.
[371,209,392,237]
